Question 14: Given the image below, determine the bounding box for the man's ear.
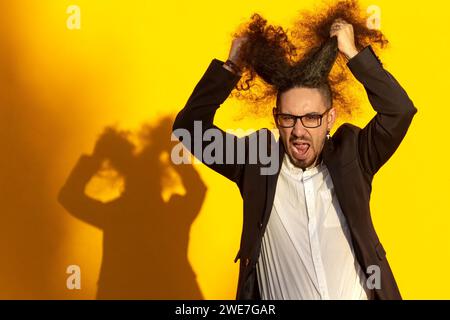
[327,107,337,131]
[273,107,278,127]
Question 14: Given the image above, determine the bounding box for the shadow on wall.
[58,116,206,299]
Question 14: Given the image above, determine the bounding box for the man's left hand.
[330,19,359,60]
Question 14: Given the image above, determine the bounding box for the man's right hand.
[223,36,247,74]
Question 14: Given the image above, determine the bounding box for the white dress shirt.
[256,154,370,300]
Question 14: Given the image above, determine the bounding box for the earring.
[326,130,331,140]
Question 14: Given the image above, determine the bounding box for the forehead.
[278,87,327,114]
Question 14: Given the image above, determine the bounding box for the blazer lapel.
[322,137,335,168]
[261,138,285,232]
[322,137,354,229]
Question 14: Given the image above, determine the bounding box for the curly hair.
[231,0,388,119]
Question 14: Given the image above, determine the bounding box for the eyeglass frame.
[273,108,331,129]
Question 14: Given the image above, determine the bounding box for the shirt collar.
[282,154,324,178]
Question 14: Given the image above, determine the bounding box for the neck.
[304,152,323,171]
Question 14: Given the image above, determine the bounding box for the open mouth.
[291,141,310,159]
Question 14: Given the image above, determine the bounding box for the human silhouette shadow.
[58,117,206,299]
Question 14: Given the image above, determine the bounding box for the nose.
[291,118,309,138]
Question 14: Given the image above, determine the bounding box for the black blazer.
[173,46,417,300]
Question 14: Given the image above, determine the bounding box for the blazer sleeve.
[346,46,417,176]
[172,59,246,184]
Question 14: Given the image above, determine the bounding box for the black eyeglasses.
[273,109,330,128]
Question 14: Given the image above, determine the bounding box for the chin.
[289,153,314,170]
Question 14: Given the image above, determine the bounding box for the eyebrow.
[281,111,322,116]
[306,112,321,116]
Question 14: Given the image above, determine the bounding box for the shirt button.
[258,221,263,229]
[245,258,250,267]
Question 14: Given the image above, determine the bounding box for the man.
[172,19,417,299]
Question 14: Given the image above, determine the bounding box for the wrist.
[223,59,242,75]
[344,47,359,60]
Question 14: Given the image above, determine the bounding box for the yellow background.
[0,0,449,299]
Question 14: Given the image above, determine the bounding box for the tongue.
[296,143,309,155]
